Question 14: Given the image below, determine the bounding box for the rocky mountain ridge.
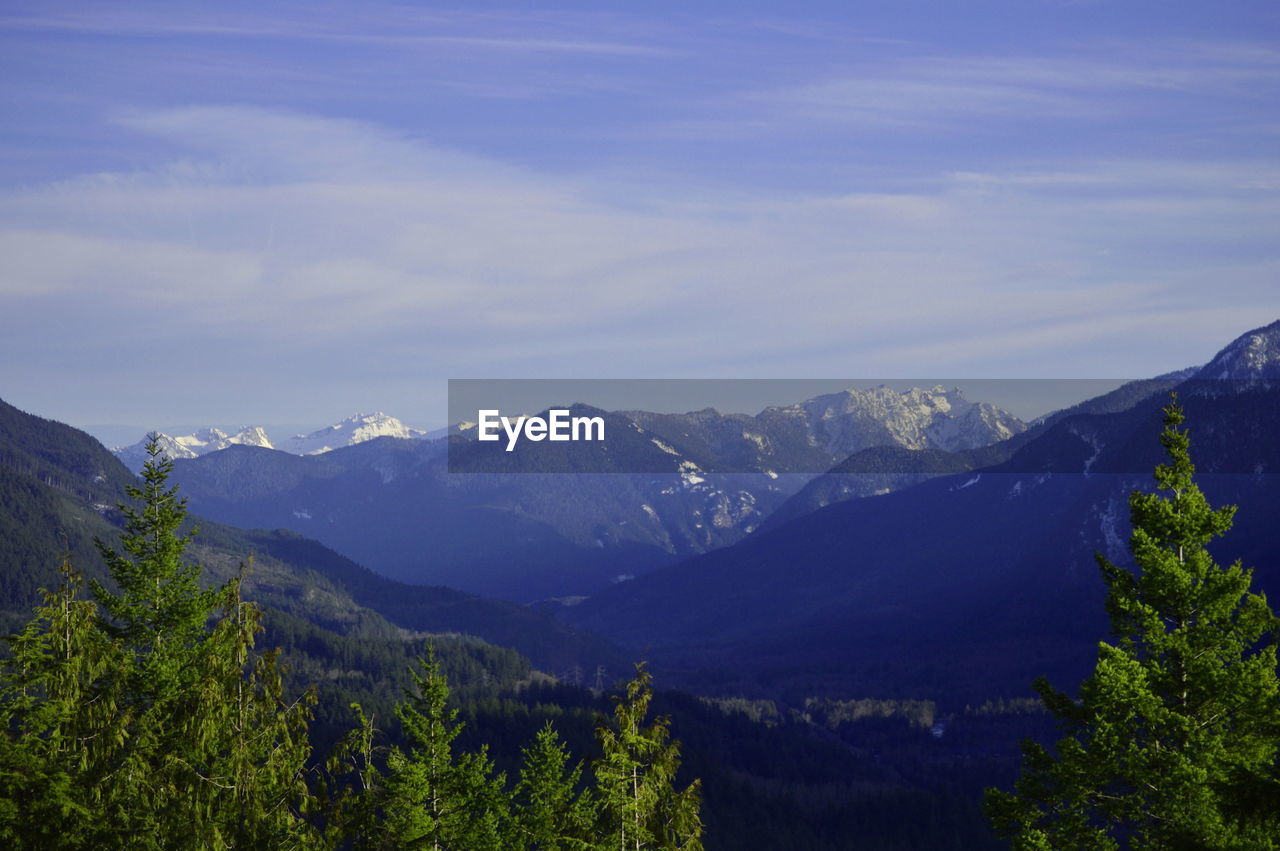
[161,387,1029,601]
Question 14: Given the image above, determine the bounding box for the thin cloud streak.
[0,10,673,57]
[676,38,1280,140]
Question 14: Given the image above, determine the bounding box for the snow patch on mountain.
[768,385,1025,457]
[1196,319,1280,381]
[650,438,680,456]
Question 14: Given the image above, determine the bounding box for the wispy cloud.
[2,105,1276,425]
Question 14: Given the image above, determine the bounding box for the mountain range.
[158,386,1026,601]
[113,412,427,470]
[11,319,1280,706]
[627,385,1025,472]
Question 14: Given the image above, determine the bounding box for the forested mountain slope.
[568,323,1280,703]
[0,397,620,675]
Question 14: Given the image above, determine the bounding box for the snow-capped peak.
[111,413,427,470]
[279,412,427,455]
[112,424,275,470]
[232,425,274,449]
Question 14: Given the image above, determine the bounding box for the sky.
[1,1,1278,434]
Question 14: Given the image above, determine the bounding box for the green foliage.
[594,663,704,851]
[986,399,1280,849]
[0,437,319,848]
[511,722,596,850]
[329,648,512,849]
[384,649,511,849]
[0,560,127,847]
[89,438,221,690]
[325,660,706,850]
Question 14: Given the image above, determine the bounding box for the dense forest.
[0,440,702,849]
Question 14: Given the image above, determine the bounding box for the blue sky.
[1,1,1278,432]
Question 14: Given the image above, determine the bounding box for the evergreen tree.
[360,649,511,850]
[511,722,596,850]
[0,437,320,848]
[90,435,221,681]
[0,560,128,847]
[593,663,703,851]
[323,702,385,847]
[176,576,319,848]
[986,398,1280,849]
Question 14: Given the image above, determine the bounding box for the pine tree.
[323,702,385,847]
[986,398,1280,849]
[511,722,596,850]
[0,560,128,847]
[178,575,320,848]
[593,663,703,851]
[0,437,320,848]
[90,434,221,683]
[362,649,510,850]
